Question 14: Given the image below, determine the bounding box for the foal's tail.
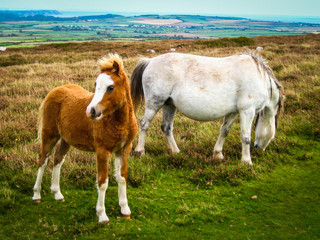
[36,100,45,143]
[130,58,150,114]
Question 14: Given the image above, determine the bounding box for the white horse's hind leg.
[213,113,238,161]
[161,103,180,154]
[239,109,255,165]
[135,107,158,155]
[32,158,49,201]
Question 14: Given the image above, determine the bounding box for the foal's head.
[86,54,128,120]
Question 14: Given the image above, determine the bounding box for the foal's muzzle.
[86,107,102,119]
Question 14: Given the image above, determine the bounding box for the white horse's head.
[254,99,281,151]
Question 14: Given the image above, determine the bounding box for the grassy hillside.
[0,34,319,239]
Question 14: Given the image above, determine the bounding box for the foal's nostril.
[90,107,96,117]
[254,143,258,148]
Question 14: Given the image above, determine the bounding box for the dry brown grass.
[0,34,319,181]
[0,34,320,239]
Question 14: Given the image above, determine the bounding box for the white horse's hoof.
[171,149,180,155]
[135,148,145,156]
[213,151,224,161]
[241,160,253,166]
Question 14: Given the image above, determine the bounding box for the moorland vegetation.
[0,34,319,239]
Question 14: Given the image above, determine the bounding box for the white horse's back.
[143,53,268,121]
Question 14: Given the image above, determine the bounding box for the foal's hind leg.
[33,133,60,202]
[213,113,238,161]
[161,103,180,154]
[51,139,70,201]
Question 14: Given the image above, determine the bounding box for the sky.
[1,0,320,17]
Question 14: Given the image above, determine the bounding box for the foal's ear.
[112,61,120,75]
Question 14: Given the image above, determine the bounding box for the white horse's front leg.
[239,109,255,165]
[114,155,131,217]
[32,158,49,202]
[213,113,238,161]
[50,157,65,201]
[135,108,157,155]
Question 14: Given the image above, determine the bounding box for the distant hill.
[0,10,123,22]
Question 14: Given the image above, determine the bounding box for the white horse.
[130,52,283,165]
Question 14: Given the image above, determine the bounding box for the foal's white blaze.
[86,73,114,119]
[96,179,109,222]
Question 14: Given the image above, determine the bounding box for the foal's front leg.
[114,145,131,218]
[96,148,111,223]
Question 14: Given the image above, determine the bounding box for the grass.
[0,34,320,239]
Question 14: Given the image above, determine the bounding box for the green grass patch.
[196,36,256,48]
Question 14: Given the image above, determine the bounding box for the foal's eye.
[107,86,114,92]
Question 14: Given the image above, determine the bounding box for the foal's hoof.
[57,198,65,202]
[121,215,131,220]
[33,199,41,204]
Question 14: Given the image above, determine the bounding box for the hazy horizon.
[1,0,320,17]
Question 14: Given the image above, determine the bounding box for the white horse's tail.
[36,100,45,143]
[130,58,150,114]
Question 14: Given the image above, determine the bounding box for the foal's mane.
[99,53,124,75]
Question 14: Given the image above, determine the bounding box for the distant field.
[130,18,183,25]
[0,35,319,239]
[1,14,320,47]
